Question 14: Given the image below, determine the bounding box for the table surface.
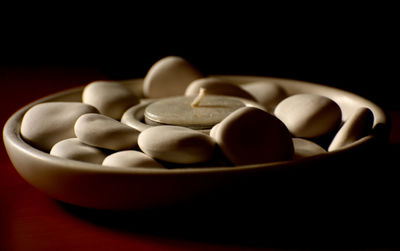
[1,67,399,251]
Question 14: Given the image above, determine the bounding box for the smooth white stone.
[143,56,204,98]
[20,102,98,151]
[210,107,293,165]
[185,77,255,101]
[209,122,220,138]
[74,113,139,151]
[102,150,164,169]
[82,80,139,120]
[292,138,326,160]
[50,138,107,164]
[328,107,374,151]
[138,125,216,164]
[274,94,342,138]
[241,81,287,112]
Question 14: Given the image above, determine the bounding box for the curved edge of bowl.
[2,75,391,209]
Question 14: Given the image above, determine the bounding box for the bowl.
[3,75,389,210]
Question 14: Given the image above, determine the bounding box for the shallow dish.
[3,75,389,209]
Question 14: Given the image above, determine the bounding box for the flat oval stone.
[143,56,204,98]
[274,94,342,138]
[185,77,255,101]
[50,138,107,164]
[102,150,164,168]
[328,107,374,151]
[292,138,326,160]
[20,102,98,151]
[74,113,139,151]
[82,80,139,120]
[211,107,293,165]
[138,125,216,164]
[241,81,287,112]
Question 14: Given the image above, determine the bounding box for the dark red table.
[1,67,399,250]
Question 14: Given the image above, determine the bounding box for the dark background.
[0,7,398,110]
[1,7,400,249]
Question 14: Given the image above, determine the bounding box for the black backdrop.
[1,7,399,247]
[0,7,397,110]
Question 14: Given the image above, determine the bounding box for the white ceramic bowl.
[3,76,389,210]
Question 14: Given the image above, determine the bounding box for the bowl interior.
[4,75,388,174]
[3,75,389,209]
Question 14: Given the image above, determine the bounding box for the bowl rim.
[3,75,388,175]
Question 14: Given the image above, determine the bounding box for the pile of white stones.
[20,56,374,169]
